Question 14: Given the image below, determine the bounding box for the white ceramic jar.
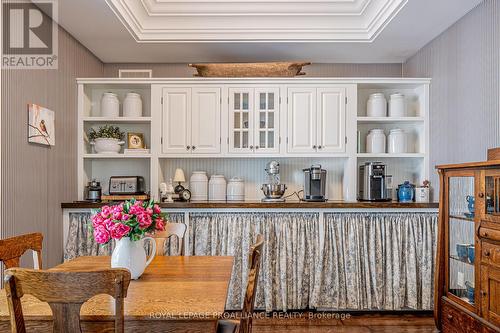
[123,92,143,117]
[366,129,386,153]
[388,93,406,117]
[227,177,245,201]
[387,128,407,153]
[415,187,430,203]
[100,92,119,117]
[190,171,208,201]
[208,175,227,201]
[366,93,387,117]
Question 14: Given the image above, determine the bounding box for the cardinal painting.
[28,104,55,146]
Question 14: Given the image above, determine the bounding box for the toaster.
[109,176,145,195]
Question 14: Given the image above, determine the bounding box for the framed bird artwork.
[28,103,55,146]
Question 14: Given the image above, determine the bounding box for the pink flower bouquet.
[91,199,167,244]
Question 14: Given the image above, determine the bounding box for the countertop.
[61,200,439,209]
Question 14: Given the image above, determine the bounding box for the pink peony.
[121,214,131,221]
[129,203,145,215]
[145,207,153,216]
[112,211,122,220]
[153,204,161,214]
[91,214,104,228]
[137,213,152,229]
[100,205,111,218]
[94,225,110,244]
[109,223,131,240]
[103,218,114,229]
[155,218,165,231]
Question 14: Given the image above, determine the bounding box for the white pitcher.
[111,237,156,280]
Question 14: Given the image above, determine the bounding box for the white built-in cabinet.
[228,87,280,154]
[161,86,221,155]
[77,78,430,202]
[287,86,346,154]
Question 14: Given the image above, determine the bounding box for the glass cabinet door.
[254,88,279,154]
[447,175,477,309]
[484,170,500,219]
[229,89,253,153]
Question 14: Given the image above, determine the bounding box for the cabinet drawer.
[442,301,482,333]
[479,227,500,242]
[482,242,500,268]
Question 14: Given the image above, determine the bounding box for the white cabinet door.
[254,87,280,154]
[317,87,346,153]
[287,87,317,154]
[191,87,221,154]
[228,88,254,154]
[162,88,191,154]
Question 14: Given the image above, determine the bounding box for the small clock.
[180,189,191,201]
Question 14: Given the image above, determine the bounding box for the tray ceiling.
[106,0,408,42]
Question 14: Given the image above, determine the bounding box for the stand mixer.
[261,160,287,202]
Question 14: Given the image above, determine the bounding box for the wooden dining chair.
[151,222,187,256]
[0,233,43,269]
[216,234,264,333]
[4,268,131,333]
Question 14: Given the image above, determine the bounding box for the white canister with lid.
[387,128,408,153]
[366,129,386,153]
[388,93,406,117]
[209,175,227,201]
[227,177,245,201]
[100,92,119,117]
[123,92,143,117]
[366,93,387,117]
[415,187,430,203]
[190,171,208,201]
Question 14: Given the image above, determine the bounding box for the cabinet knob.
[249,145,254,150]
[447,314,453,321]
[192,146,196,150]
[481,290,487,297]
[478,192,485,198]
[313,145,317,149]
[255,146,259,149]
[186,145,191,150]
[484,250,491,257]
[318,145,323,149]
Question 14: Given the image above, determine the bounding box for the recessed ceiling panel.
[106,0,408,42]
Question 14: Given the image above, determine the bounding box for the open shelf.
[450,255,474,266]
[449,214,474,222]
[83,117,151,123]
[357,153,425,158]
[357,117,425,123]
[83,154,151,159]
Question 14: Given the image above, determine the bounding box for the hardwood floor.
[252,312,438,333]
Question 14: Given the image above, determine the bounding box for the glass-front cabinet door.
[228,87,280,154]
[447,172,478,311]
[254,88,280,154]
[229,88,253,153]
[483,169,500,221]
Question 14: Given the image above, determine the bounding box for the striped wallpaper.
[403,0,500,192]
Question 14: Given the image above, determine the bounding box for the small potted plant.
[91,199,168,279]
[88,125,125,154]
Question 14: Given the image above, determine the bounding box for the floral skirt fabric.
[64,211,437,312]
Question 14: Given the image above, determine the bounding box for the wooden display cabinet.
[435,157,500,332]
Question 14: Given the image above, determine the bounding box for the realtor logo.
[2,0,58,69]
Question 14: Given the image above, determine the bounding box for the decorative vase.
[100,92,120,117]
[91,138,125,154]
[111,237,156,280]
[123,92,143,117]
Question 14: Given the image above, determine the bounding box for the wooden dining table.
[0,255,234,333]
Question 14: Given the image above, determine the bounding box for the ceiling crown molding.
[105,0,408,42]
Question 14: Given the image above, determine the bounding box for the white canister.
[366,93,387,117]
[123,92,143,117]
[366,129,386,153]
[100,92,119,117]
[227,177,245,201]
[209,175,227,201]
[415,187,430,203]
[388,93,406,117]
[190,171,208,201]
[387,128,408,153]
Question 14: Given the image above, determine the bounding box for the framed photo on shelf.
[127,132,145,149]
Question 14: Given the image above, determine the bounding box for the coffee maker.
[358,162,391,201]
[303,165,327,202]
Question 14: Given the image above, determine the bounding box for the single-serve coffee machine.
[303,165,327,202]
[358,161,391,201]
